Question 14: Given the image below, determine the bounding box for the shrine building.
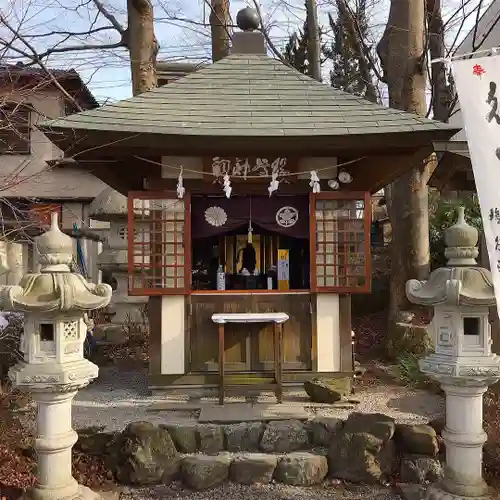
[40,8,459,399]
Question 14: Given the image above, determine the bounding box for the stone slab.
[198,403,309,423]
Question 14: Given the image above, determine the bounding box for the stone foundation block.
[229,454,277,484]
[224,422,264,452]
[180,455,231,490]
[274,452,328,486]
[197,424,224,454]
[260,420,309,453]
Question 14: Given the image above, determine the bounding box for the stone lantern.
[89,187,147,343]
[2,212,112,500]
[406,206,500,500]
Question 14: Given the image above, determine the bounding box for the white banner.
[452,55,500,313]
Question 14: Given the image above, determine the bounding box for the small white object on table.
[211,312,289,405]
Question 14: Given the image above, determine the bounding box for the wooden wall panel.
[189,293,312,373]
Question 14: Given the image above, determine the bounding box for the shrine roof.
[40,53,458,142]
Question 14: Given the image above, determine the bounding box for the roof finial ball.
[236,7,261,32]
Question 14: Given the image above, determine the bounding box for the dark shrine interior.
[190,194,311,291]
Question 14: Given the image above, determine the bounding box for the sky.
[0,0,491,104]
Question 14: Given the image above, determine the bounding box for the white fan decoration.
[205,206,228,227]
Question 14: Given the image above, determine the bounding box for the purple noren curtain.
[191,195,309,239]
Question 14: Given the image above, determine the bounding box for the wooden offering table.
[211,312,289,405]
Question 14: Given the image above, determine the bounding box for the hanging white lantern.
[338,170,353,184]
[328,179,340,190]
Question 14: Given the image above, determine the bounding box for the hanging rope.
[134,155,366,180]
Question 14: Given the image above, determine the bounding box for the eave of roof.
[39,53,458,144]
[429,144,475,191]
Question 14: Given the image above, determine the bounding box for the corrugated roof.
[40,53,456,138]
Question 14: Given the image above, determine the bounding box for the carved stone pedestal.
[424,382,491,500]
[19,390,100,500]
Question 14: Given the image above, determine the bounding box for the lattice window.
[128,192,191,295]
[63,321,78,340]
[310,192,371,293]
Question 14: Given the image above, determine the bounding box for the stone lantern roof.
[0,212,112,312]
[406,207,495,307]
[89,186,127,221]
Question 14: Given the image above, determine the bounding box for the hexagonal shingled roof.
[40,53,456,139]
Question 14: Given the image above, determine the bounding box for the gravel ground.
[119,482,403,500]
[66,365,444,432]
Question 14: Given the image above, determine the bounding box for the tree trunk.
[306,0,322,82]
[210,0,230,62]
[377,0,429,328]
[127,0,158,96]
[427,0,452,121]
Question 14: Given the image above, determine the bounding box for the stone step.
[198,402,310,423]
[79,415,444,490]
[179,452,328,489]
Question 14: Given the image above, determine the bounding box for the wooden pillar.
[338,294,353,372]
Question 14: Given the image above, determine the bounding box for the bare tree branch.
[251,0,296,68]
[335,0,383,85]
[333,0,379,102]
[91,0,126,34]
[0,13,84,112]
[24,41,125,61]
[11,26,116,39]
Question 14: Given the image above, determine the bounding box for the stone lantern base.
[9,360,102,500]
[418,377,498,500]
[21,483,102,500]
